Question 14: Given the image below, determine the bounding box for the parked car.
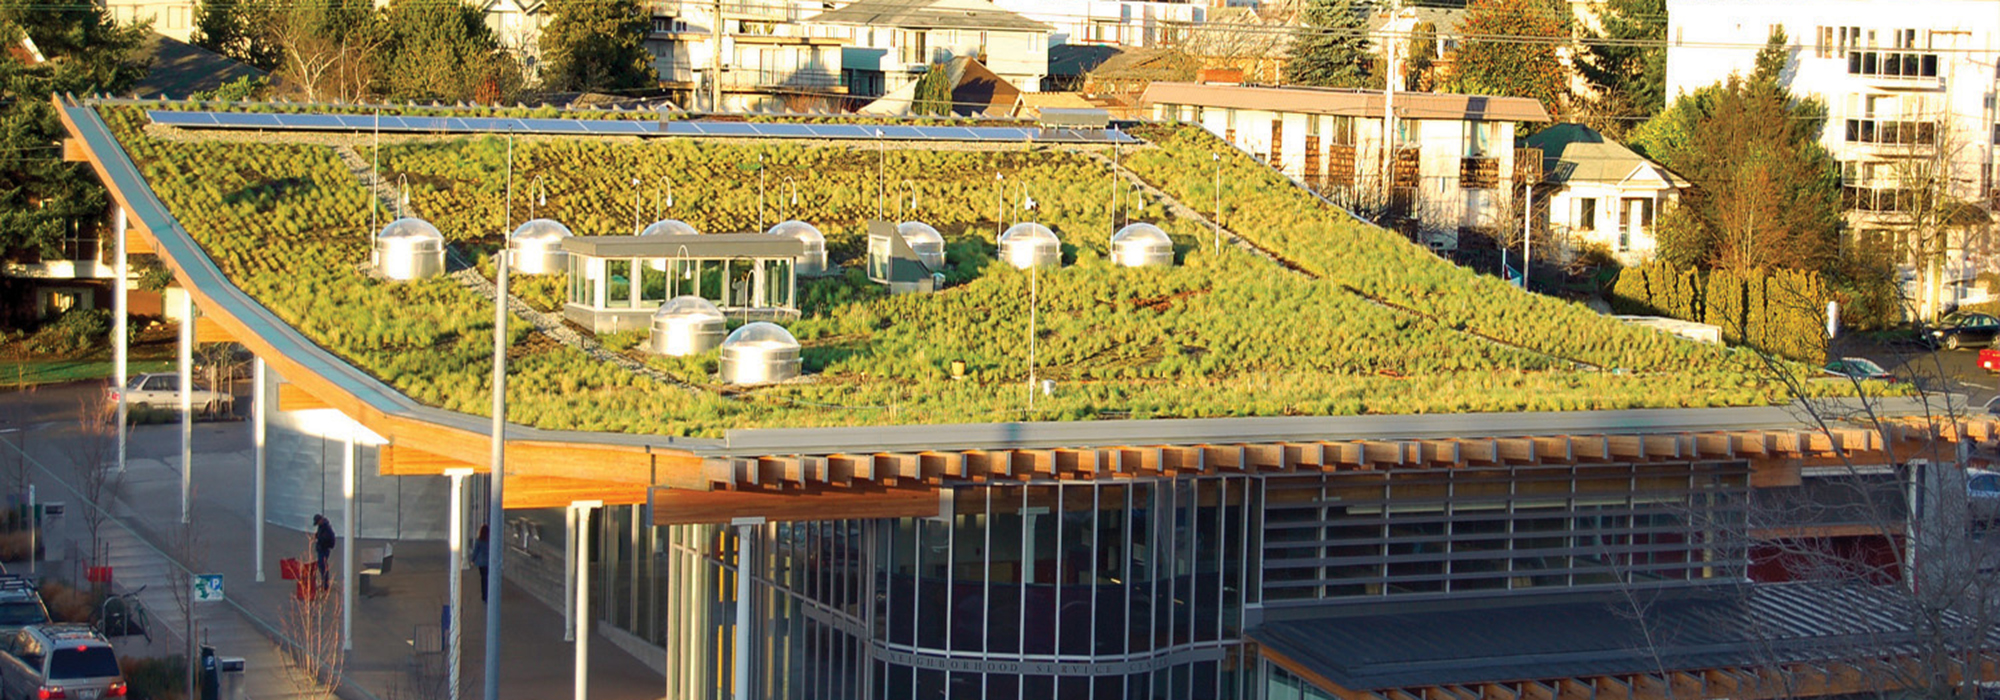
[0,577,48,639]
[1972,470,2000,524]
[1822,357,1897,382]
[1980,348,2000,373]
[0,624,125,700]
[1927,311,2000,350]
[104,373,230,415]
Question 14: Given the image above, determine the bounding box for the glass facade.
[589,463,1748,699]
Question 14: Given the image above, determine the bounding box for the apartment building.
[993,0,1211,48]
[808,0,1052,99]
[1665,0,2000,308]
[644,0,848,112]
[1142,80,1549,250]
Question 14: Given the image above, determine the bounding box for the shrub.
[28,308,111,356]
[121,655,186,700]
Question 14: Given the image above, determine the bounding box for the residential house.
[102,0,195,42]
[646,0,848,112]
[856,56,1021,117]
[1525,124,1689,266]
[809,0,1053,99]
[1175,3,1296,85]
[1142,80,1550,249]
[1664,0,2000,314]
[481,0,548,77]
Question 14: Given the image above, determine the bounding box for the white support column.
[564,505,577,642]
[573,500,602,700]
[342,428,356,651]
[253,358,267,582]
[178,292,192,524]
[731,517,763,700]
[445,468,473,700]
[113,207,127,479]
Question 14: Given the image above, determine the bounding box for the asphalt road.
[1835,337,1996,409]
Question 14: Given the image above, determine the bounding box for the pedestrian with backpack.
[313,514,336,591]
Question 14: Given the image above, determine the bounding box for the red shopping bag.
[280,557,301,581]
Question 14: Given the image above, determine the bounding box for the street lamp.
[757,153,767,232]
[783,176,798,220]
[630,178,643,234]
[994,173,1004,243]
[1211,152,1221,256]
[528,174,546,220]
[875,129,886,220]
[900,180,920,214]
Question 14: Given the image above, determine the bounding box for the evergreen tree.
[1403,20,1437,91]
[1629,30,1841,272]
[381,0,519,102]
[539,0,656,93]
[1441,0,1567,116]
[1282,0,1375,88]
[0,0,147,262]
[192,0,284,72]
[1574,0,1664,136]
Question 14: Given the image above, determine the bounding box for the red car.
[1982,348,2000,372]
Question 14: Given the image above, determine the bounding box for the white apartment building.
[1665,0,2000,293]
[645,0,847,112]
[992,0,1211,48]
[103,0,194,42]
[1142,81,1551,250]
[808,0,1052,98]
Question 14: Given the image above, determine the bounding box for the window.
[1577,198,1597,231]
[49,647,119,680]
[1397,119,1420,143]
[1463,121,1499,157]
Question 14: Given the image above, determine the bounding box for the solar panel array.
[147,110,1140,144]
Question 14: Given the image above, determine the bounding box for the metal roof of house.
[805,0,1052,32]
[1526,123,1689,188]
[1252,582,2000,695]
[1140,82,1550,121]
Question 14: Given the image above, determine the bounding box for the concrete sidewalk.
[6,384,666,700]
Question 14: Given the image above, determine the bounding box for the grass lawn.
[0,358,175,390]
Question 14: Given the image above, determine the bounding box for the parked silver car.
[0,624,125,700]
[104,372,230,415]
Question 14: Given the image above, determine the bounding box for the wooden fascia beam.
[1532,436,1572,463]
[1628,674,1666,700]
[1521,681,1557,700]
[650,484,939,525]
[1731,432,1772,456]
[921,451,962,481]
[1693,433,1733,459]
[826,454,862,486]
[1607,435,1644,460]
[1331,442,1366,467]
[1557,678,1595,700]
[192,314,235,344]
[1699,670,1736,697]
[1496,437,1536,464]
[1201,445,1242,473]
[1287,442,1324,471]
[1747,457,1802,488]
[1362,440,1406,466]
[275,382,331,412]
[1668,671,1702,699]
[1592,676,1631,700]
[125,227,155,254]
[1420,439,1463,466]
[1162,445,1202,474]
[1459,438,1499,465]
[1478,684,1518,700]
[1245,443,1285,471]
[1641,435,1682,460]
[1571,435,1610,462]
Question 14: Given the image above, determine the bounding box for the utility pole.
[710,0,724,112]
[1521,181,1532,290]
[1381,0,1399,214]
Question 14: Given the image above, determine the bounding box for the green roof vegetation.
[102,104,1843,438]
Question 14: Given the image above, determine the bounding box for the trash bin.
[217,657,245,700]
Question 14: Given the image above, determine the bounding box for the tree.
[263,0,381,104]
[381,0,520,102]
[279,540,344,700]
[192,0,284,72]
[1573,0,1665,137]
[0,0,147,262]
[65,395,119,569]
[1282,0,1375,88]
[1629,31,1842,273]
[538,0,655,93]
[1440,0,1568,116]
[1403,20,1437,91]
